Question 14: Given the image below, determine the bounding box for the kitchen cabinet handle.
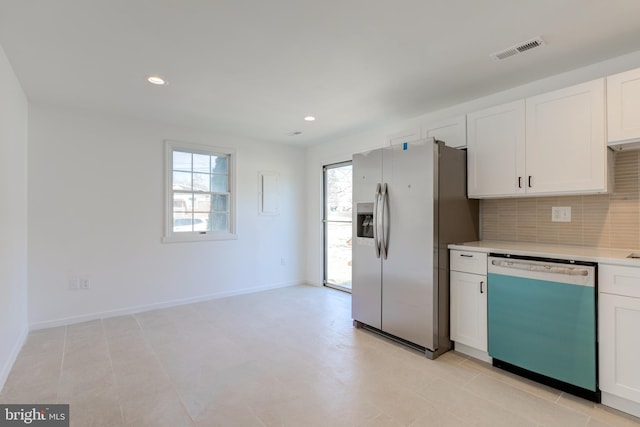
[480,281,484,294]
[460,254,473,258]
[528,176,533,188]
[518,176,523,189]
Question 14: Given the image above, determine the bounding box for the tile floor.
[1,285,639,427]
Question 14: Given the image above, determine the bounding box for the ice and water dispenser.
[356,202,374,238]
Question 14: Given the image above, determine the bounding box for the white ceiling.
[2,1,640,146]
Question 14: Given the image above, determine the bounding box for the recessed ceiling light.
[304,116,316,121]
[147,75,167,85]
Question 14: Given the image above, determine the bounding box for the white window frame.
[163,140,237,243]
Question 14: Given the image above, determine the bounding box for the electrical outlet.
[280,258,286,266]
[68,278,79,291]
[79,277,91,290]
[552,206,571,222]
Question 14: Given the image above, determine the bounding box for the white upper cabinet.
[467,100,525,198]
[525,79,607,195]
[607,67,640,145]
[467,79,608,198]
[387,128,420,146]
[421,115,467,148]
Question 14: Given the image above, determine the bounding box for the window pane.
[326,165,352,221]
[173,151,192,171]
[173,215,194,232]
[326,221,352,289]
[212,194,228,212]
[209,213,228,231]
[193,172,210,192]
[211,175,228,192]
[193,154,210,173]
[212,156,228,173]
[193,213,210,231]
[193,193,211,212]
[173,171,192,191]
[173,194,192,213]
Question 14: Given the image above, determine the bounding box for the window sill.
[162,231,237,243]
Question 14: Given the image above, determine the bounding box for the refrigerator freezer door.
[352,149,383,329]
[381,142,436,349]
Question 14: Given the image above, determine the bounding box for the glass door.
[323,161,353,292]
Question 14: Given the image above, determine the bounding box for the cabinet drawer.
[450,250,487,275]
[599,264,640,298]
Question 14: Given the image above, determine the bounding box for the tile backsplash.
[480,150,640,249]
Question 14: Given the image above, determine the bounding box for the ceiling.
[2,1,640,146]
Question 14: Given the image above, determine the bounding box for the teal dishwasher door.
[487,257,596,392]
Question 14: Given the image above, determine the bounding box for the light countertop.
[448,240,640,267]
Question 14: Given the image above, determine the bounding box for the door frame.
[323,160,353,293]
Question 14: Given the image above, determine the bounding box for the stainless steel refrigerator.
[352,138,478,359]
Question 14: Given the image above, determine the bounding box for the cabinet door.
[387,128,420,146]
[450,271,487,351]
[525,79,606,195]
[422,115,466,148]
[599,293,640,402]
[467,100,525,198]
[608,67,640,144]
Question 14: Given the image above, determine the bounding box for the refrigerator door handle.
[381,183,389,260]
[373,183,381,258]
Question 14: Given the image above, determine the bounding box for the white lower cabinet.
[450,271,487,350]
[599,264,640,417]
[450,250,489,361]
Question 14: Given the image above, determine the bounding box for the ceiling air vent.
[491,36,545,62]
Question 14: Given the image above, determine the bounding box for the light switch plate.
[552,206,571,222]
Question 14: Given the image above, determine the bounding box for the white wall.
[304,49,640,285]
[28,105,306,328]
[0,45,29,388]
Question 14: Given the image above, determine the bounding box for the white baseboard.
[30,281,302,330]
[305,280,324,287]
[602,392,640,418]
[0,325,28,391]
[453,342,493,364]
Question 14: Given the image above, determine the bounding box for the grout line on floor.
[101,318,125,426]
[460,372,538,426]
[136,313,197,425]
[54,325,68,402]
